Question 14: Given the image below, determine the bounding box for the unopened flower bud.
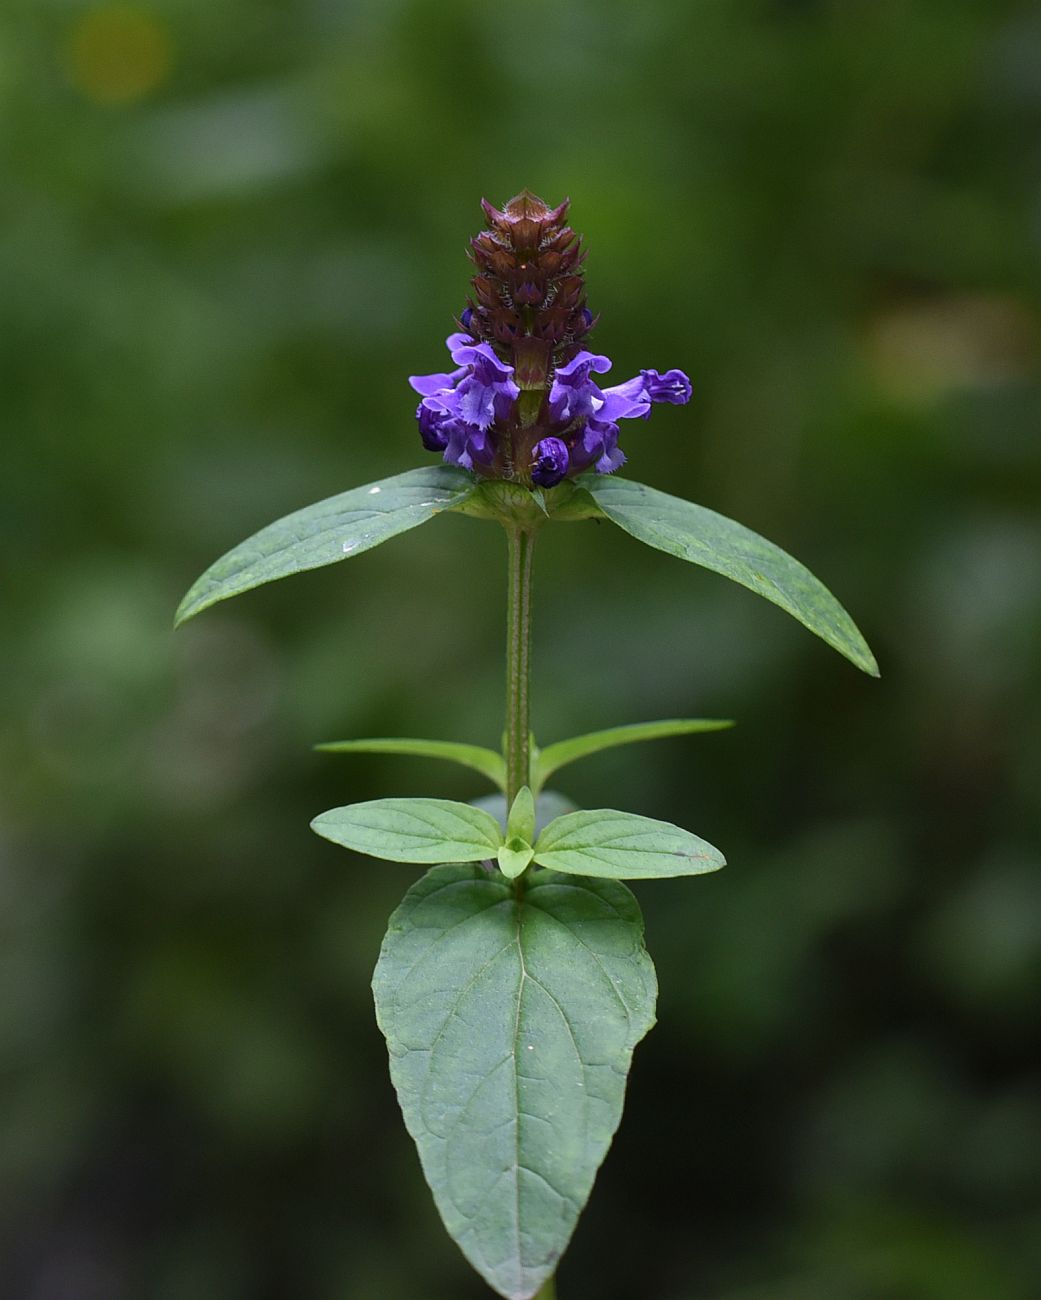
[531,437,570,487]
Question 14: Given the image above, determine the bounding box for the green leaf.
[534,718,734,790]
[497,839,534,879]
[581,475,879,676]
[373,864,657,1300]
[175,465,475,626]
[311,798,502,864]
[533,808,725,880]
[506,786,536,844]
[315,737,505,790]
[472,790,578,838]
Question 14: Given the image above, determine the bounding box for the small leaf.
[315,737,505,790]
[497,838,534,879]
[373,864,657,1300]
[534,808,725,880]
[506,786,536,844]
[175,465,475,626]
[534,718,734,790]
[581,475,879,676]
[472,790,578,838]
[311,798,502,864]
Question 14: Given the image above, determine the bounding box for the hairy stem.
[504,524,536,808]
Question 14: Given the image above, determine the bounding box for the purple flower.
[409,333,520,471]
[451,342,521,430]
[411,196,692,484]
[547,351,613,424]
[572,416,625,475]
[531,437,570,487]
[545,351,692,441]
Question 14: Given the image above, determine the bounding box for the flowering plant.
[176,192,877,1300]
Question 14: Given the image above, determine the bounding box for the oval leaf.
[373,864,657,1300]
[581,475,879,676]
[534,718,734,789]
[175,465,476,625]
[315,737,506,790]
[534,808,725,879]
[311,798,502,864]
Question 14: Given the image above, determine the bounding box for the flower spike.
[410,191,692,486]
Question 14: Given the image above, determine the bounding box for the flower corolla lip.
[642,368,693,405]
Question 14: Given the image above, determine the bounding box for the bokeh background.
[3,1,1041,1296]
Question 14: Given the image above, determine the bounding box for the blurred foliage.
[2,0,1041,1296]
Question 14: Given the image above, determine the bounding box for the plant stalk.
[506,523,556,1298]
[504,524,536,808]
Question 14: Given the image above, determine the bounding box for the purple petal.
[456,376,495,429]
[553,351,613,383]
[446,331,480,362]
[548,351,614,424]
[598,374,651,421]
[595,441,626,474]
[409,368,465,397]
[642,368,692,405]
[443,422,474,470]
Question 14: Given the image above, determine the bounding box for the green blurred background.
[3,0,1041,1296]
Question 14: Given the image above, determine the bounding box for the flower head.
[409,191,691,486]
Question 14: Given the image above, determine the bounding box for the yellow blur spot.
[864,293,1039,404]
[67,6,172,105]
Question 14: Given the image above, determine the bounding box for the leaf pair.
[311,794,725,881]
[315,715,733,793]
[175,464,878,678]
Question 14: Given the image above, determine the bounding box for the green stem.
[504,525,554,1293]
[504,524,536,808]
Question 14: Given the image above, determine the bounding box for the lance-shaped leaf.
[534,718,734,790]
[175,465,476,626]
[311,798,502,864]
[373,863,657,1300]
[315,737,505,790]
[533,808,725,880]
[580,475,879,676]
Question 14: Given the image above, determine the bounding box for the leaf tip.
[849,643,881,678]
[308,812,331,837]
[172,599,194,629]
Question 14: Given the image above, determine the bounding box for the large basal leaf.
[534,717,734,789]
[581,475,879,676]
[175,465,475,625]
[534,808,725,880]
[373,864,657,1300]
[315,736,506,789]
[311,798,502,864]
